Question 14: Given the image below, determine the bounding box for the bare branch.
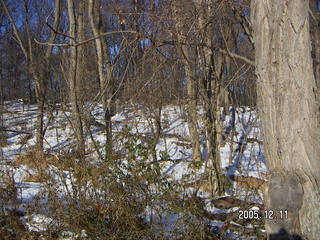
[35,30,138,48]
[45,0,62,58]
[0,0,28,59]
[217,47,254,66]
[45,7,75,42]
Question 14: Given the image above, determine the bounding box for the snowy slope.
[0,101,266,238]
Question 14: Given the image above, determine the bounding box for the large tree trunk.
[310,0,320,106]
[251,1,320,239]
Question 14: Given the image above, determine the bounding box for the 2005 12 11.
[238,209,288,220]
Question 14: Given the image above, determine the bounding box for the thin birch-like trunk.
[172,1,202,163]
[88,0,113,159]
[67,0,85,156]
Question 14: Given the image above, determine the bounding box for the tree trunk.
[192,0,223,194]
[0,58,5,148]
[310,0,320,106]
[251,1,320,239]
[22,1,45,152]
[67,0,85,156]
[35,0,61,152]
[172,1,202,163]
[88,0,113,159]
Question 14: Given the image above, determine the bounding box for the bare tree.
[67,0,85,156]
[252,0,320,239]
[171,0,202,164]
[33,0,61,152]
[192,0,225,194]
[0,0,61,152]
[88,0,114,158]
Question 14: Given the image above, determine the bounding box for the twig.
[45,11,75,41]
[0,129,32,135]
[217,48,254,66]
[34,30,138,48]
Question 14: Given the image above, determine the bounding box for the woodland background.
[0,0,319,239]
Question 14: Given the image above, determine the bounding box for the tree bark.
[310,0,320,107]
[251,1,320,239]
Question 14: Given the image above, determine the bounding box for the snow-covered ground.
[0,100,267,239]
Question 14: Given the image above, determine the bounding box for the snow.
[22,214,54,232]
[0,101,266,237]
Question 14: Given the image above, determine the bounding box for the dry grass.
[230,175,267,191]
[14,150,80,183]
[0,135,8,147]
[7,134,265,239]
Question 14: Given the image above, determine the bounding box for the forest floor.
[0,100,267,239]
